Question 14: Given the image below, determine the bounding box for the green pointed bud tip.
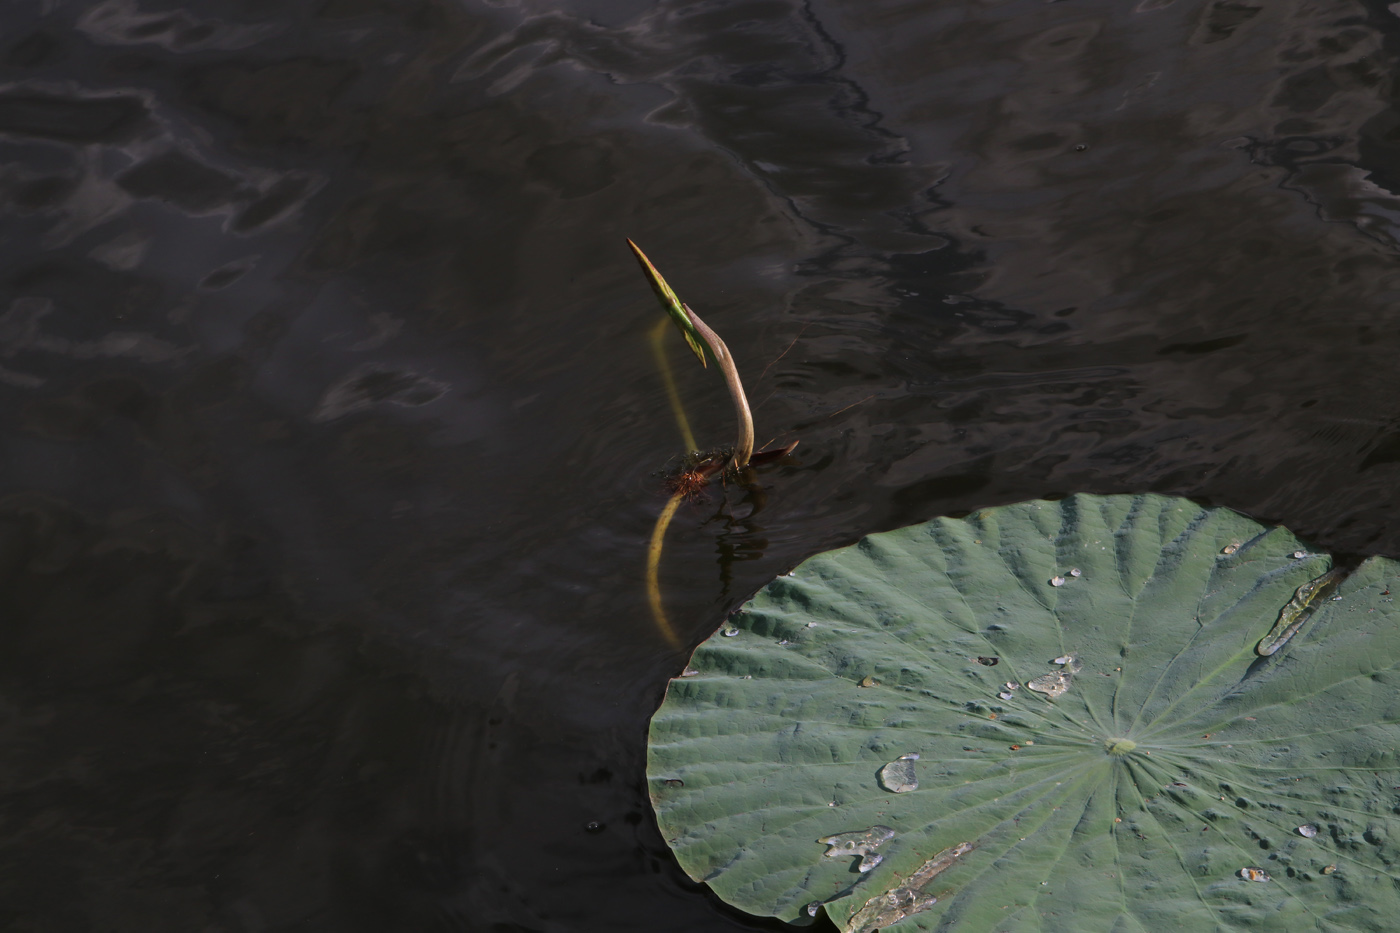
[626,239,708,368]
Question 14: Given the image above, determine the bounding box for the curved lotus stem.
[682,303,753,471]
[627,239,753,471]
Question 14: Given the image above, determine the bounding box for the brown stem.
[682,303,753,470]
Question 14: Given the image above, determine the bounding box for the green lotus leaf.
[647,493,1400,931]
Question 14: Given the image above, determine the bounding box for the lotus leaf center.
[1104,737,1137,756]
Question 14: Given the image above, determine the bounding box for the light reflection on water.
[2,0,1400,928]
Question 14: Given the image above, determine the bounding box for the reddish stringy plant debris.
[665,441,799,500]
[665,451,725,501]
[666,466,713,502]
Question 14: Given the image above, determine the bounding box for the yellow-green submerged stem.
[646,491,684,650]
[649,316,698,454]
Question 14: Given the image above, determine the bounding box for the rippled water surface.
[6,0,1400,929]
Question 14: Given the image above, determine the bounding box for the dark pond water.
[5,0,1400,929]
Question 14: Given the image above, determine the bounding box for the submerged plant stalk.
[646,491,684,650]
[649,316,698,453]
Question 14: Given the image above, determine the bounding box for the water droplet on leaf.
[878,757,918,793]
[1027,672,1071,699]
[1298,824,1318,837]
[1051,576,1066,586]
[1238,867,1270,882]
[846,843,970,932]
[819,826,894,873]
